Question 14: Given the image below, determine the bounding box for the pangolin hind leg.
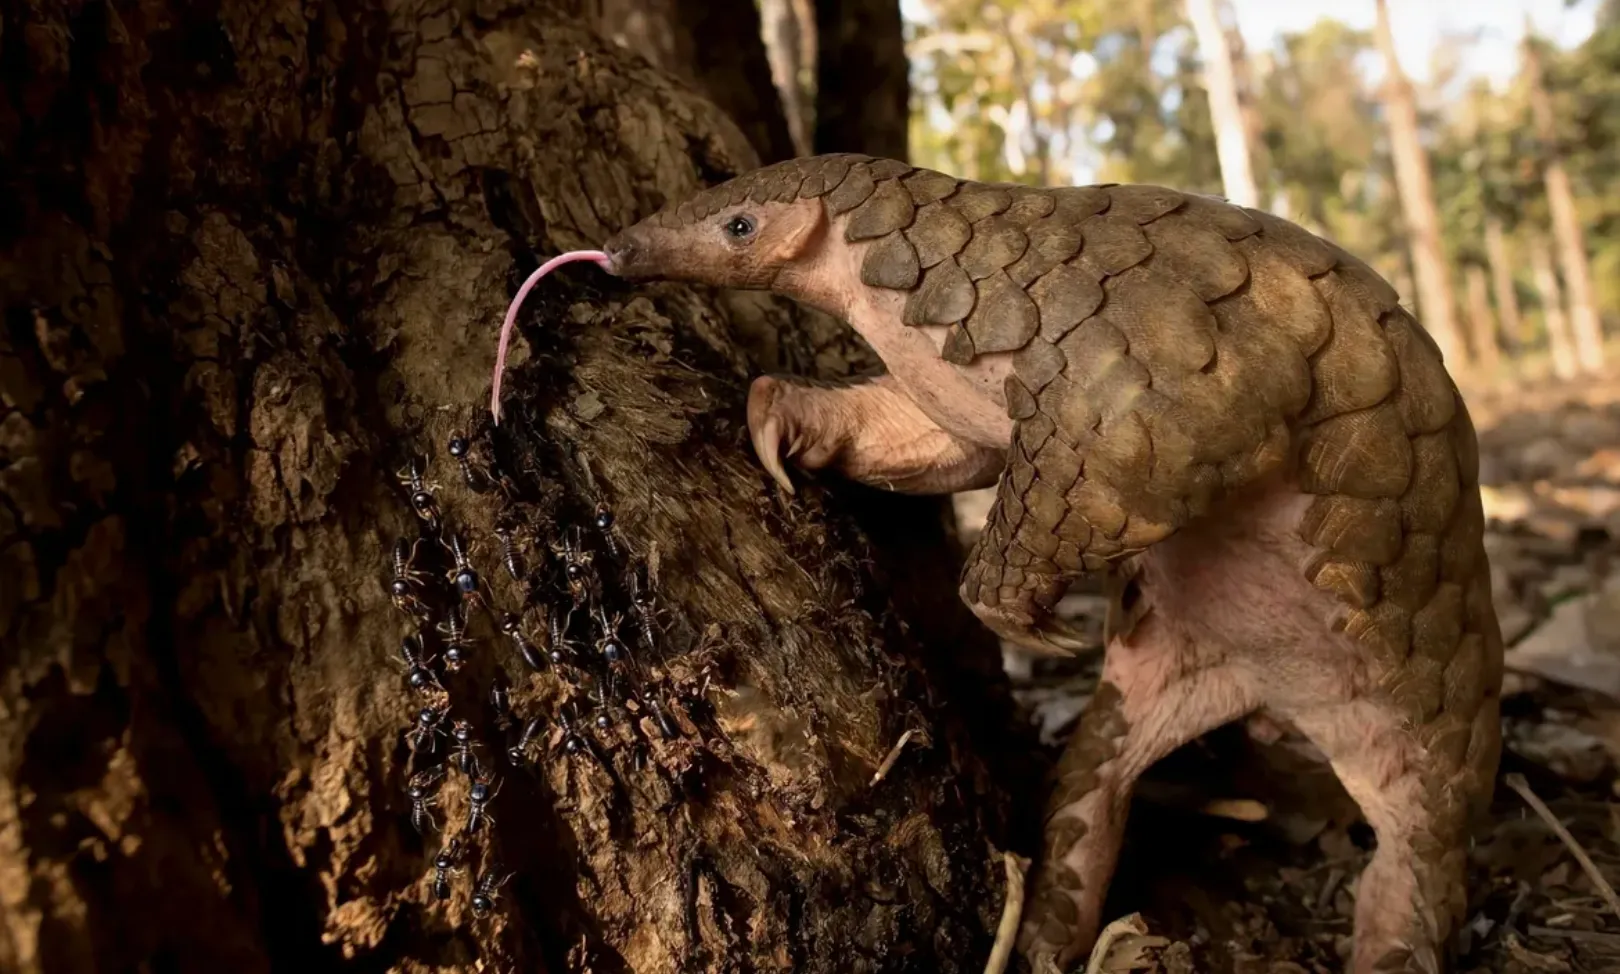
[1277,690,1499,974]
[1015,605,1259,970]
[746,373,1007,495]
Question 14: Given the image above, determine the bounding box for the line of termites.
[387,422,688,933]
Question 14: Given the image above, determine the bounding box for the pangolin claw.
[752,414,797,495]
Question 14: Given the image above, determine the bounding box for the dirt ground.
[955,370,1620,973]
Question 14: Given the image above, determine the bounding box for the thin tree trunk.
[1465,264,1502,376]
[761,0,812,154]
[1484,215,1525,350]
[814,0,910,158]
[1529,233,1581,380]
[1523,26,1606,374]
[1372,0,1467,369]
[0,2,1021,972]
[1186,0,1260,208]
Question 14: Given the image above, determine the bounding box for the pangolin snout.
[601,230,646,278]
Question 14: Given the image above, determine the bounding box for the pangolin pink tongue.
[490,250,611,424]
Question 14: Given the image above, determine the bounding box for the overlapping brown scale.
[903,169,960,205]
[1306,554,1381,609]
[825,164,877,215]
[903,259,976,326]
[1441,633,1488,715]
[1343,601,1414,664]
[1243,208,1338,278]
[1101,184,1187,225]
[1013,338,1068,393]
[1030,264,1104,343]
[1452,398,1481,486]
[1032,436,1084,494]
[1326,248,1402,314]
[1298,404,1413,498]
[1096,266,1216,378]
[770,165,808,202]
[1400,432,1462,535]
[942,324,976,365]
[1411,583,1465,665]
[1300,496,1403,565]
[845,178,917,241]
[1056,318,1133,399]
[1005,376,1039,420]
[1300,274,1401,423]
[959,217,1029,280]
[1174,193,1263,241]
[906,202,974,269]
[1140,213,1251,302]
[1379,533,1441,612]
[1065,480,1128,541]
[866,158,914,181]
[1437,489,1484,583]
[860,231,921,289]
[797,155,856,198]
[1223,239,1333,358]
[1385,312,1459,435]
[1016,217,1087,278]
[1006,192,1058,223]
[949,186,1013,224]
[1077,216,1154,277]
[965,271,1041,354]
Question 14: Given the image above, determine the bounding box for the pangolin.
[495,153,1504,974]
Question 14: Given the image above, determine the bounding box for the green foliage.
[904,1,1620,336]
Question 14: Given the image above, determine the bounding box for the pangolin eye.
[723,215,755,239]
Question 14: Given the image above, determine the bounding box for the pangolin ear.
[770,199,829,262]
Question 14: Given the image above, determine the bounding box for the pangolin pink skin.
[495,156,1500,974]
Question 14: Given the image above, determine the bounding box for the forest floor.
[954,370,1620,974]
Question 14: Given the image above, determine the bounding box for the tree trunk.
[760,0,814,155]
[1484,215,1525,351]
[1522,27,1606,374]
[1465,264,1501,376]
[0,3,1025,973]
[1529,233,1581,380]
[813,0,910,158]
[1372,0,1468,369]
[1186,0,1259,208]
[597,0,800,165]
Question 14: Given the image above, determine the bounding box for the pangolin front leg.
[747,373,1007,495]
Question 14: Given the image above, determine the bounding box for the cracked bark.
[0,2,1025,973]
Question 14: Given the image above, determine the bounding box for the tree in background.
[1524,25,1606,374]
[1372,0,1467,368]
[1185,0,1259,207]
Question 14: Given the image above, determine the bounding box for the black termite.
[446,431,485,492]
[397,633,443,694]
[406,763,447,832]
[493,521,525,583]
[508,715,543,766]
[465,770,501,834]
[431,835,463,901]
[556,710,593,759]
[470,862,513,918]
[628,569,661,655]
[396,456,441,530]
[552,529,594,605]
[449,719,484,777]
[388,538,433,619]
[499,612,545,672]
[407,703,450,753]
[645,693,681,740]
[490,678,515,733]
[595,605,629,666]
[438,605,474,672]
[592,502,620,559]
[445,533,483,605]
[546,609,571,667]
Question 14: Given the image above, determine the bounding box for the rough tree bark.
[1372,0,1467,369]
[1522,26,1605,374]
[1484,215,1525,350]
[0,2,1026,972]
[814,0,910,159]
[1186,0,1259,208]
[1528,233,1581,380]
[1465,264,1501,375]
[596,0,800,165]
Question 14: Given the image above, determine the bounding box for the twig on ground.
[870,729,918,786]
[984,852,1029,974]
[1505,772,1620,921]
[1085,913,1151,974]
